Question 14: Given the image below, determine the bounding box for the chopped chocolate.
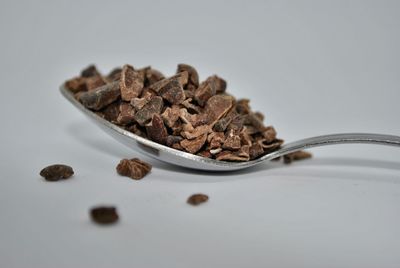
[205,95,234,124]
[194,79,216,106]
[133,96,164,126]
[65,77,86,93]
[79,81,120,111]
[40,164,74,181]
[101,101,120,123]
[85,75,107,91]
[187,194,209,206]
[161,105,181,128]
[120,64,144,101]
[205,75,226,93]
[146,114,168,144]
[107,67,122,81]
[166,135,183,147]
[181,124,210,140]
[180,133,207,154]
[283,151,312,164]
[117,102,135,125]
[65,63,286,162]
[90,206,119,224]
[116,158,152,180]
[81,65,100,78]
[262,126,277,143]
[158,79,185,104]
[177,64,199,87]
[249,143,265,160]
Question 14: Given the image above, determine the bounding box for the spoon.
[60,85,400,171]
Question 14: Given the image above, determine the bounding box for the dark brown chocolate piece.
[85,75,107,91]
[195,79,216,106]
[101,101,120,123]
[177,64,199,87]
[116,158,152,180]
[107,67,122,81]
[117,102,135,125]
[222,129,241,150]
[205,95,234,124]
[40,164,74,181]
[65,77,86,93]
[81,65,100,78]
[205,75,226,93]
[180,133,207,154]
[120,64,144,101]
[161,105,181,128]
[283,151,312,164]
[90,206,119,224]
[187,194,209,206]
[79,81,120,111]
[133,96,164,125]
[146,114,168,144]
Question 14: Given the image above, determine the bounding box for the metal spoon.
[60,85,400,171]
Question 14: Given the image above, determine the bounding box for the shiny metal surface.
[61,85,400,171]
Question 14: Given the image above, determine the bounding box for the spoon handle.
[264,133,400,160]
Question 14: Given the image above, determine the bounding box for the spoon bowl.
[61,85,400,171]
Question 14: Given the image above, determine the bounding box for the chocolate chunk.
[205,75,226,93]
[116,158,152,180]
[247,113,265,132]
[195,79,216,106]
[133,96,164,125]
[107,67,122,81]
[262,126,277,143]
[283,151,312,164]
[79,81,121,111]
[236,99,251,114]
[65,77,86,93]
[254,111,264,122]
[181,125,210,140]
[215,150,248,161]
[85,75,107,91]
[117,102,135,125]
[198,150,212,158]
[249,143,265,160]
[205,95,234,124]
[187,194,209,206]
[40,164,74,181]
[240,127,253,146]
[258,138,284,153]
[181,98,202,114]
[120,64,144,101]
[126,124,147,138]
[177,64,199,87]
[161,105,181,128]
[149,72,188,92]
[131,94,152,110]
[144,67,165,85]
[90,206,119,224]
[146,114,168,144]
[222,129,241,150]
[101,101,120,123]
[180,133,207,154]
[81,65,100,78]
[158,79,185,104]
[166,135,183,147]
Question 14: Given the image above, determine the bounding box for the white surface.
[1,1,400,268]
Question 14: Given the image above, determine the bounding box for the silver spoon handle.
[264,133,400,160]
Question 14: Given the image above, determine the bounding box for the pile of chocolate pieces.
[65,64,284,161]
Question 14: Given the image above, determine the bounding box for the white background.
[1,1,400,267]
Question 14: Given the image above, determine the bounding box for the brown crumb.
[90,206,119,224]
[187,194,209,206]
[283,151,312,164]
[116,158,152,180]
[40,164,74,181]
